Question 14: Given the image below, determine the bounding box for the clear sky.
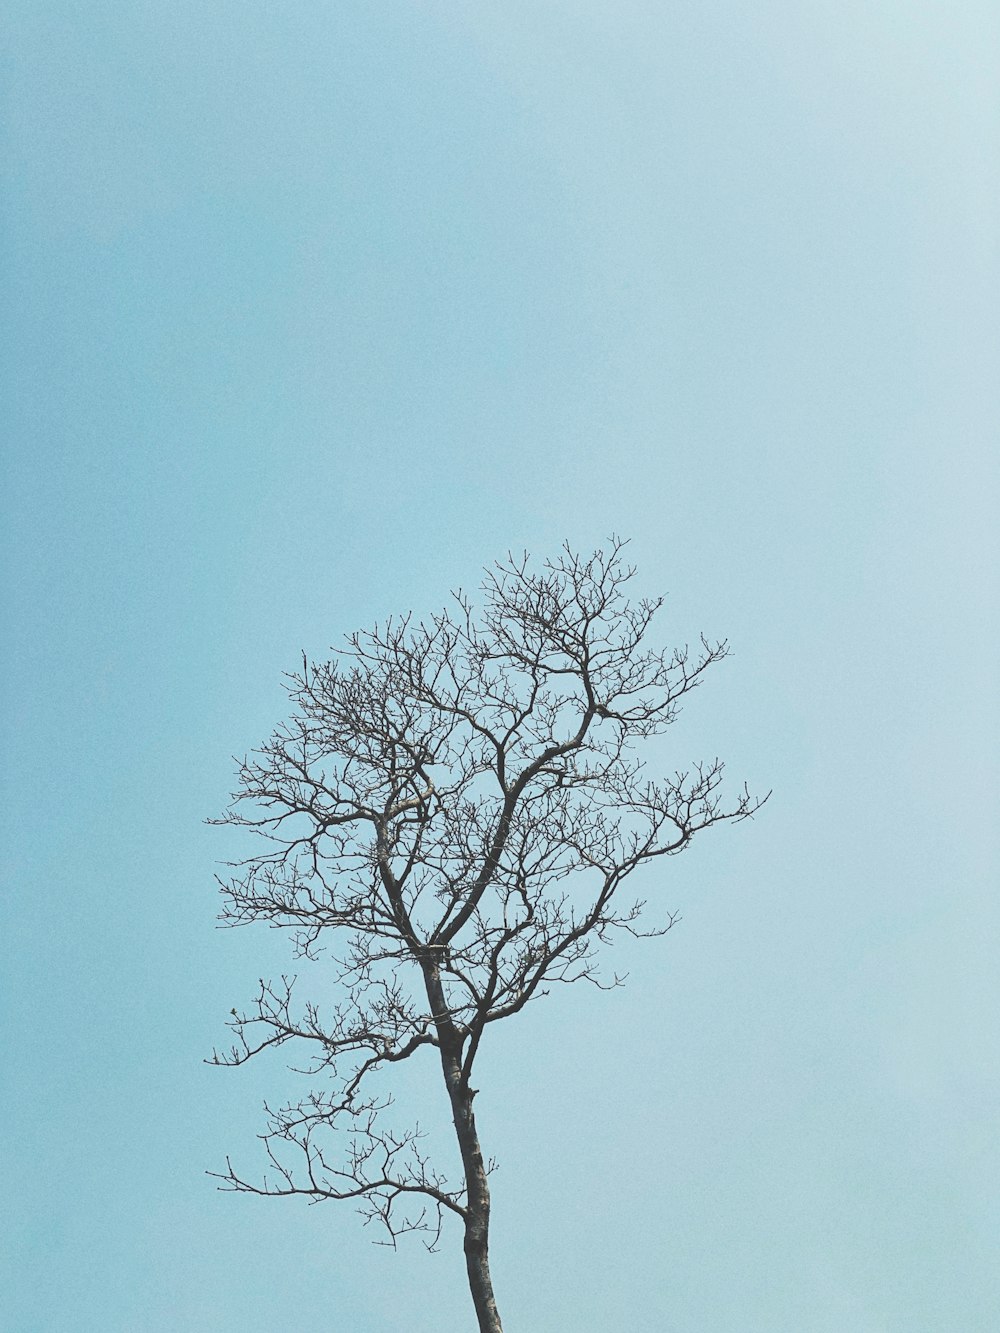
[2,3,997,1330]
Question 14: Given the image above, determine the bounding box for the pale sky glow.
[2,4,998,1330]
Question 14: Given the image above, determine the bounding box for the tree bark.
[451,1082,502,1333]
[425,966,503,1332]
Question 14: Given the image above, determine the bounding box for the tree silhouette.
[209,539,765,1332]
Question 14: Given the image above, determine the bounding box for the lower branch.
[208,1094,466,1250]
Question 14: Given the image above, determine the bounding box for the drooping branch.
[210,1092,467,1250]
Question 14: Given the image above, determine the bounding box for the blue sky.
[2,3,997,1329]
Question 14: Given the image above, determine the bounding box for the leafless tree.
[209,539,765,1333]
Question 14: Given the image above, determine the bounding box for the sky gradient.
[3,3,998,1330]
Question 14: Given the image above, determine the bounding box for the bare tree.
[209,539,765,1333]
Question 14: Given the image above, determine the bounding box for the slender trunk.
[450,1078,502,1333]
[424,966,503,1332]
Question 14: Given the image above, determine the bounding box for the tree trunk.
[425,966,503,1332]
[452,1084,503,1333]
